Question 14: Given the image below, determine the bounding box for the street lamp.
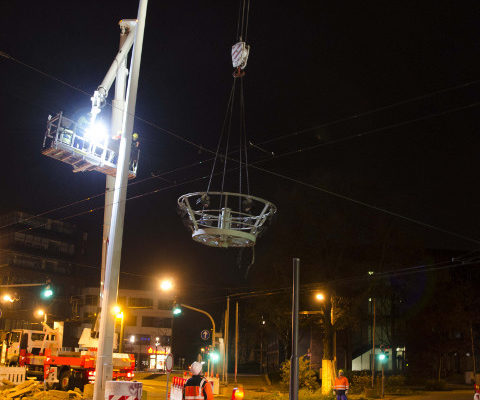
[114,306,125,353]
[315,293,325,302]
[313,292,337,395]
[35,308,47,323]
[2,294,14,303]
[160,279,173,292]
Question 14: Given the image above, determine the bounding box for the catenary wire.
[254,79,480,147]
[4,50,480,166]
[1,51,480,245]
[2,99,480,247]
[196,258,480,305]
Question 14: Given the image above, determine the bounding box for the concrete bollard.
[105,381,143,400]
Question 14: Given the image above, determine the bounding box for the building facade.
[0,211,90,344]
[78,287,174,371]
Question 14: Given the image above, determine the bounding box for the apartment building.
[0,210,90,339]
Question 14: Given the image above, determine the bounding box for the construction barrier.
[169,375,220,399]
[0,366,26,384]
[206,376,219,395]
[105,381,143,400]
[169,376,187,400]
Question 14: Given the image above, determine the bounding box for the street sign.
[200,330,210,341]
[165,353,173,373]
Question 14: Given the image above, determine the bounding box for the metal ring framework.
[177,191,277,248]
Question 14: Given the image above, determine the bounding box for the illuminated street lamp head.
[315,293,325,301]
[35,309,45,318]
[113,305,123,319]
[160,279,173,292]
[2,294,14,303]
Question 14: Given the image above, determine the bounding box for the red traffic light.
[232,387,244,399]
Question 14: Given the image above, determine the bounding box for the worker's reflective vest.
[334,376,349,391]
[184,377,214,400]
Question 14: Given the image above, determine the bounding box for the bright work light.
[84,121,108,144]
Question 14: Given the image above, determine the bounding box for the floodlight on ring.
[178,191,277,248]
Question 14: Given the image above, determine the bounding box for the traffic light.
[41,284,53,299]
[378,345,388,362]
[209,351,219,363]
[172,303,182,315]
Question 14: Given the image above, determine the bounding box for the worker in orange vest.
[333,369,349,400]
[183,361,214,400]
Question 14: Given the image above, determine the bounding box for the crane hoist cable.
[177,0,277,249]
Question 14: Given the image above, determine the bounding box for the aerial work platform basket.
[42,112,138,179]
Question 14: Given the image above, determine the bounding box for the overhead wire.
[1,51,480,245]
[254,78,480,147]
[252,100,480,164]
[196,257,480,305]
[1,90,479,246]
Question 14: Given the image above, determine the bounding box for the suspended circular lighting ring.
[178,191,276,248]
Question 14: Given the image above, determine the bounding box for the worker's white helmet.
[191,361,202,375]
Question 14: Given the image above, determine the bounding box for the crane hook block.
[232,42,250,70]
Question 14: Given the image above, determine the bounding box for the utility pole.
[371,298,376,389]
[119,313,125,353]
[471,323,477,381]
[381,360,385,398]
[93,1,148,399]
[235,301,239,383]
[224,296,230,384]
[289,258,300,400]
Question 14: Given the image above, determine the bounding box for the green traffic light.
[209,352,219,363]
[378,354,386,361]
[42,286,53,298]
[173,306,182,315]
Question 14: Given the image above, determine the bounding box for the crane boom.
[90,20,136,120]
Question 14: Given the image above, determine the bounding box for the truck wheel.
[58,369,72,391]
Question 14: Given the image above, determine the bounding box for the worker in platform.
[183,361,214,400]
[333,369,349,400]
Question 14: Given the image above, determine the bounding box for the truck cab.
[3,330,59,365]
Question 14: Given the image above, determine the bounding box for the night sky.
[1,1,480,359]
